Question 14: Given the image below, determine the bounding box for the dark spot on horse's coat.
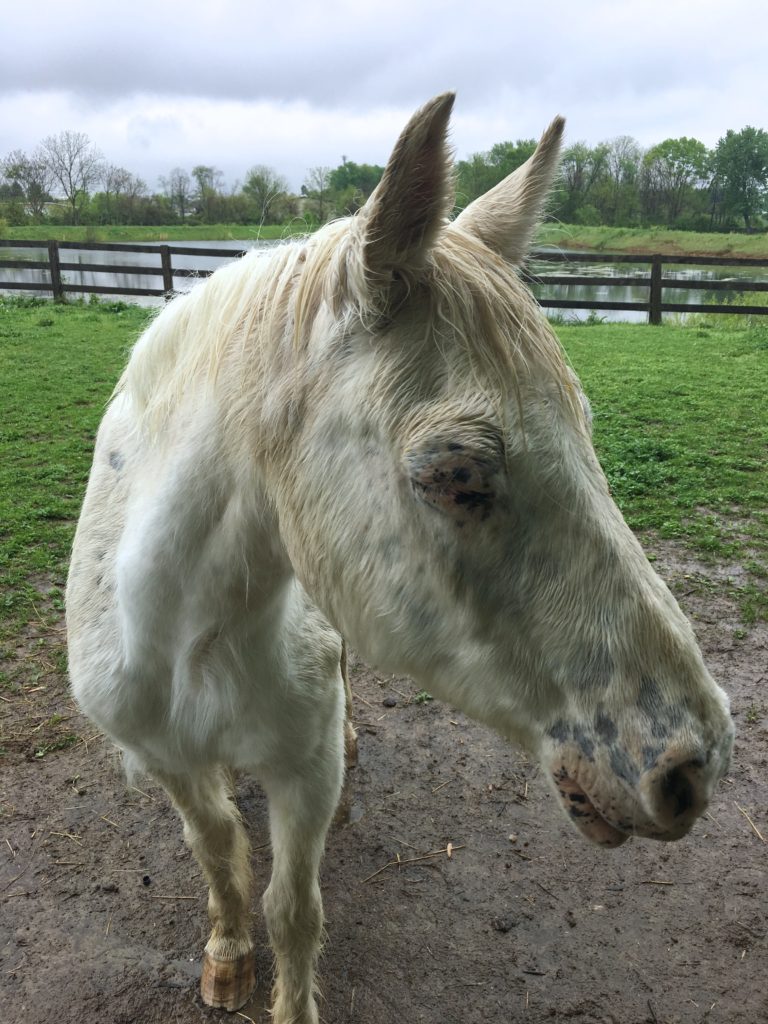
[548,720,571,743]
[666,704,686,729]
[572,726,595,761]
[642,744,665,770]
[569,792,587,804]
[650,717,671,739]
[569,805,592,819]
[650,702,687,738]
[447,442,465,452]
[594,713,617,744]
[109,450,125,473]
[685,751,707,770]
[609,746,639,785]
[638,676,664,716]
[454,490,492,512]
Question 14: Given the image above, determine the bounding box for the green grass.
[0,296,152,647]
[0,299,765,679]
[558,319,768,620]
[536,222,768,259]
[0,222,314,244]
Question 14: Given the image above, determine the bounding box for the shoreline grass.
[3,221,768,259]
[0,222,315,244]
[537,222,768,259]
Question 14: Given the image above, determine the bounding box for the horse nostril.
[660,765,695,819]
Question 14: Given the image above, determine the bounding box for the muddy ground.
[1,541,766,1024]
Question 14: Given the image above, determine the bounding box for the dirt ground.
[1,540,766,1024]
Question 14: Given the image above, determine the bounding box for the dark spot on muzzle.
[638,676,664,715]
[609,745,640,785]
[642,744,666,771]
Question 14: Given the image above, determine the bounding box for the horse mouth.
[554,771,630,848]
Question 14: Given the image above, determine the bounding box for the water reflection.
[527,252,768,322]
[2,241,767,322]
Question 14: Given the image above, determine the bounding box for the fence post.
[649,255,662,325]
[160,245,174,299]
[47,240,64,302]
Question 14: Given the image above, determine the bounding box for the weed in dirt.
[744,704,764,724]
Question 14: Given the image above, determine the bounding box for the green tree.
[94,165,148,224]
[302,166,332,224]
[712,126,768,230]
[1,148,53,220]
[159,167,193,221]
[41,130,103,223]
[640,138,710,225]
[191,165,225,222]
[455,138,537,207]
[598,136,643,225]
[555,142,609,222]
[242,165,290,224]
[328,159,383,214]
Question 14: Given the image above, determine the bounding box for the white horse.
[67,94,733,1023]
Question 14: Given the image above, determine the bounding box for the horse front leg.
[154,765,255,1011]
[261,736,344,1024]
[341,639,358,768]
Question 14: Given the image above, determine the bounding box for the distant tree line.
[2,124,768,231]
[455,126,768,232]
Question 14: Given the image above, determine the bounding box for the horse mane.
[118,218,580,439]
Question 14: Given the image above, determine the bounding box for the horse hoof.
[200,949,256,1011]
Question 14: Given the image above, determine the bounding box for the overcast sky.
[1,0,766,192]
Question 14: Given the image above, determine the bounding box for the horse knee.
[263,876,323,956]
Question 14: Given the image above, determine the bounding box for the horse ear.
[354,93,455,298]
[451,116,565,265]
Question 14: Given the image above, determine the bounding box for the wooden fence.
[522,250,768,323]
[2,238,768,323]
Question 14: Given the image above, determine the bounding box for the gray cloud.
[1,0,766,191]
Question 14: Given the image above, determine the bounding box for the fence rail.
[2,238,768,322]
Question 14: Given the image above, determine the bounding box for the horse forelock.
[424,230,578,410]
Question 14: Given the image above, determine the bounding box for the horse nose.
[640,752,714,837]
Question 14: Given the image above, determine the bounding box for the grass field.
[3,221,768,258]
[0,223,313,244]
[536,223,768,259]
[0,297,765,724]
[560,319,768,621]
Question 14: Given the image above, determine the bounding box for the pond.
[527,251,768,322]
[2,240,767,321]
